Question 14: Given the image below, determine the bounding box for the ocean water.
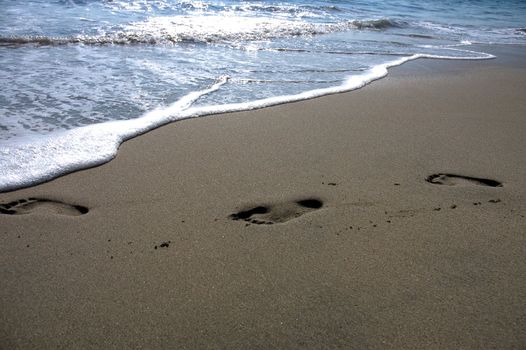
[1,0,525,191]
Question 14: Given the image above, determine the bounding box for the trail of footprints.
[229,173,505,226]
[0,198,88,216]
[2,174,520,260]
[0,173,505,224]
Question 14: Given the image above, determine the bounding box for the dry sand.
[1,45,525,349]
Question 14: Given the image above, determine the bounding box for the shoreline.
[1,45,525,349]
[0,44,500,193]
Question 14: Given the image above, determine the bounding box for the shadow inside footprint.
[231,206,269,220]
[296,199,323,209]
[426,174,502,187]
[230,198,323,225]
[0,198,88,216]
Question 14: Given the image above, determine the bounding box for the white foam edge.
[0,49,495,192]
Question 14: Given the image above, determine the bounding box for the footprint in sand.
[426,174,502,187]
[0,198,88,216]
[229,198,323,225]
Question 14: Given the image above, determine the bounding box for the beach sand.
[1,45,525,349]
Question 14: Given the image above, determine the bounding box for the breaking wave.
[0,17,404,46]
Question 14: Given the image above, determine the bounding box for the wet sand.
[1,45,525,349]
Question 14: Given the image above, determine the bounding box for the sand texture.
[1,45,526,349]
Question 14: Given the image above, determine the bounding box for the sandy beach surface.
[1,45,525,349]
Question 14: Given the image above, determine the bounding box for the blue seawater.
[0,0,525,191]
